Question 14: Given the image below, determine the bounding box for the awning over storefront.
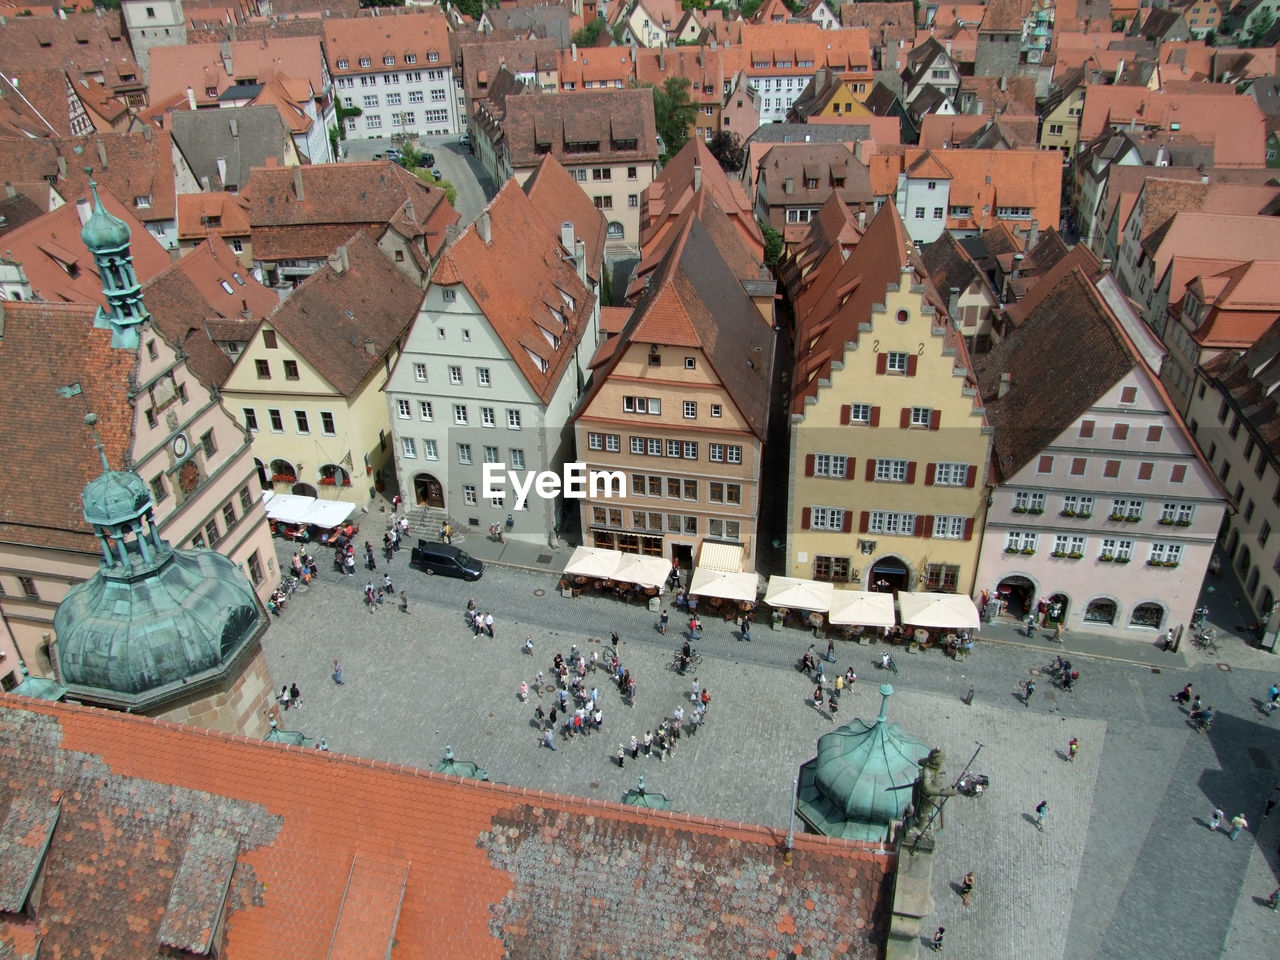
[897,592,982,630]
[612,553,671,589]
[563,546,624,580]
[763,576,834,613]
[827,590,897,628]
[689,566,759,602]
[697,540,746,573]
[262,492,355,529]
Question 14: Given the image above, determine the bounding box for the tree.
[452,0,493,20]
[707,131,746,172]
[759,219,783,267]
[739,0,764,19]
[1249,8,1275,45]
[571,18,607,47]
[646,76,697,164]
[398,143,424,169]
[416,168,457,206]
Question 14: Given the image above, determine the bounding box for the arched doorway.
[254,457,269,491]
[996,575,1036,619]
[1046,593,1069,624]
[269,459,296,484]
[1129,601,1164,629]
[414,473,445,508]
[869,556,911,594]
[292,482,318,497]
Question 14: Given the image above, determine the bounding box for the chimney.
[1100,258,1112,275]
[948,286,960,319]
[1025,218,1039,253]
[1000,74,1006,93]
[230,117,238,138]
[329,245,349,273]
[631,43,637,63]
[1011,252,1025,277]
[446,222,460,245]
[96,140,108,168]
[201,175,212,191]
[945,38,953,56]
[857,210,866,230]
[293,167,305,202]
[56,156,67,178]
[221,41,233,77]
[187,86,197,110]
[659,47,666,71]
[571,42,577,61]
[241,299,252,319]
[4,183,14,198]
[575,237,587,284]
[477,211,491,244]
[1200,174,1209,184]
[997,372,1012,398]
[216,157,227,183]
[693,162,702,191]
[560,220,574,250]
[75,196,92,225]
[405,199,415,221]
[364,338,376,356]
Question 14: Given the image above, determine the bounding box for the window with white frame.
[418,400,433,421]
[683,442,698,460]
[623,396,660,414]
[1110,498,1143,520]
[458,443,472,464]
[847,402,872,424]
[1052,534,1086,556]
[885,351,909,372]
[424,439,438,460]
[934,462,969,486]
[910,406,932,426]
[397,399,411,418]
[1013,491,1046,512]
[507,409,521,429]
[1099,538,1134,560]
[664,439,679,457]
[588,432,604,450]
[463,484,477,505]
[483,445,499,464]
[727,446,743,464]
[683,401,697,419]
[606,434,620,452]
[448,365,462,385]
[510,449,525,470]
[814,454,848,478]
[710,404,722,418]
[631,437,644,455]
[809,506,846,531]
[1062,494,1094,516]
[402,437,416,458]
[875,459,908,482]
[1159,502,1195,524]
[481,406,496,427]
[490,494,504,508]
[413,362,427,381]
[1149,543,1183,566]
[1005,531,1038,552]
[453,404,468,425]
[649,439,663,456]
[477,368,491,387]
[709,443,724,462]
[868,511,916,535]
[933,515,966,539]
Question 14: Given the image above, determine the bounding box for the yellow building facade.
[788,206,991,593]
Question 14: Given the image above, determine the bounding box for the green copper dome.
[81,469,151,528]
[80,180,131,252]
[796,684,927,841]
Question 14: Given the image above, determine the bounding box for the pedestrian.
[279,684,291,711]
[1054,620,1064,643]
[931,926,945,952]
[289,682,301,709]
[813,685,824,711]
[1035,799,1048,831]
[616,744,625,768]
[542,730,557,751]
[961,871,974,907]
[332,659,344,685]
[1265,684,1280,714]
[400,590,409,613]
[364,542,377,571]
[691,677,701,703]
[659,610,669,634]
[534,705,545,729]
[1173,683,1193,705]
[343,551,355,576]
[1067,737,1078,762]
[484,612,495,638]
[826,636,836,662]
[828,695,838,722]
[524,636,535,655]
[1024,679,1036,707]
[382,572,394,594]
[291,551,302,577]
[740,617,751,641]
[835,674,844,699]
[643,730,653,756]
[1265,786,1279,818]
[701,688,711,710]
[610,630,619,650]
[1210,807,1225,831]
[1229,812,1248,840]
[548,706,558,728]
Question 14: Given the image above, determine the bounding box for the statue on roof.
[902,747,959,847]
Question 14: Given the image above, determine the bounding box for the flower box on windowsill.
[1019,548,1035,555]
[1098,555,1114,562]
[1108,513,1125,521]
[1174,519,1192,527]
[1147,559,1180,568]
[1123,516,1142,523]
[271,474,296,484]
[1078,512,1093,520]
[1012,506,1028,514]
[319,477,337,486]
[1068,552,1084,559]
[1005,546,1021,554]
[1114,557,1131,564]
[1051,550,1066,558]
[1028,508,1045,515]
[1158,518,1174,525]
[1060,509,1076,518]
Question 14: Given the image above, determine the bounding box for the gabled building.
[572,200,776,569]
[975,0,1026,78]
[902,37,963,108]
[920,230,1003,354]
[753,143,875,233]
[1039,65,1088,158]
[385,173,598,541]
[176,193,254,263]
[974,266,1226,640]
[787,68,876,123]
[221,234,423,506]
[170,105,300,195]
[778,191,866,305]
[0,9,146,106]
[788,203,991,593]
[840,2,916,70]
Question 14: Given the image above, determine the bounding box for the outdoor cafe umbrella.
[827,590,897,628]
[689,566,759,603]
[897,592,981,630]
[763,576,835,613]
[612,553,671,590]
[563,545,623,580]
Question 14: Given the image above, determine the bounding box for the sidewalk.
[446,530,577,576]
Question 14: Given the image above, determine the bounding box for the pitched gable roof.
[641,137,763,259]
[258,233,422,398]
[501,88,659,169]
[171,105,295,192]
[977,269,1137,482]
[430,181,594,406]
[521,152,609,286]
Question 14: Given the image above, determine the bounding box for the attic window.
[427,51,440,63]
[384,56,395,66]
[337,59,349,70]
[135,196,152,208]
[405,53,417,64]
[156,829,240,956]
[232,272,245,285]
[359,57,372,68]
[220,280,234,294]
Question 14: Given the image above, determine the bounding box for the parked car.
[410,540,484,581]
[431,169,443,180]
[422,152,435,167]
[458,133,471,147]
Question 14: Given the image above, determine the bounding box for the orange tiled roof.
[521,152,610,285]
[501,87,659,169]
[148,36,326,111]
[324,8,454,76]
[177,192,252,241]
[894,147,1062,232]
[0,697,892,960]
[725,22,875,77]
[641,138,763,261]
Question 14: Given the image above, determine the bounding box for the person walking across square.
[1210,807,1225,832]
[1229,812,1248,840]
[1035,800,1048,831]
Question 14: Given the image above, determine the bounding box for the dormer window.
[384,55,395,66]
[359,57,372,68]
[805,178,818,189]
[405,53,416,64]
[337,59,349,70]
[135,195,152,208]
[427,51,440,63]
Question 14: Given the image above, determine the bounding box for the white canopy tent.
[763,576,834,613]
[689,567,759,603]
[827,590,897,628]
[897,592,982,630]
[612,553,671,589]
[563,546,624,580]
[262,492,355,529]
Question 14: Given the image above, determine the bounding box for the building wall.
[975,30,1022,79]
[789,269,990,592]
[975,369,1226,638]
[1040,89,1084,157]
[896,175,952,244]
[574,342,762,567]
[0,544,98,687]
[334,64,460,141]
[149,641,275,737]
[512,160,656,251]
[121,0,187,78]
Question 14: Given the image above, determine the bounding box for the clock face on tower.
[179,460,200,496]
[172,433,189,460]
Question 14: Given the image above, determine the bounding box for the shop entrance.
[869,557,910,594]
[996,575,1036,619]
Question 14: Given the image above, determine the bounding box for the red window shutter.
[1171,464,1187,483]
[900,407,911,429]
[870,406,881,427]
[923,514,934,538]
[859,510,870,533]
[845,458,857,480]
[926,462,937,485]
[906,354,919,376]
[1146,425,1162,442]
[965,465,978,487]
[866,458,876,481]
[913,515,925,536]
[802,507,811,529]
[1104,459,1120,478]
[963,518,974,541]
[876,353,888,374]
[805,454,815,477]
[929,409,941,431]
[1112,423,1129,441]
[840,404,851,425]
[906,461,917,484]
[1038,455,1054,473]
[1071,457,1087,476]
[1138,461,1154,480]
[841,511,853,533]
[1079,420,1095,438]
[1120,386,1137,403]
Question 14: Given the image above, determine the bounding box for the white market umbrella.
[563,546,623,580]
[897,592,981,630]
[612,553,671,589]
[689,566,760,602]
[763,576,835,613]
[827,590,897,628]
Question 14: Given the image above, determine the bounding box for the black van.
[410,539,484,581]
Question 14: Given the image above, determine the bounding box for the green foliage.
[416,168,458,206]
[1249,8,1275,45]
[707,130,746,172]
[359,0,405,6]
[572,17,608,47]
[398,143,424,169]
[645,76,697,164]
[739,0,763,18]
[452,0,488,18]
[759,219,783,267]
[681,0,708,9]
[601,263,613,308]
[94,0,121,10]
[612,22,627,43]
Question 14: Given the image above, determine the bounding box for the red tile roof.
[0,698,891,960]
[521,152,610,285]
[324,8,454,76]
[501,88,660,170]
[148,36,326,111]
[177,192,253,242]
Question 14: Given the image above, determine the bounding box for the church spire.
[81,170,151,349]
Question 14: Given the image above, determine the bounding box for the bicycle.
[1192,628,1219,654]
[666,650,703,672]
